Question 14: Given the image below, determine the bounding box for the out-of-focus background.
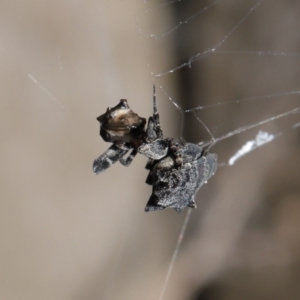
[1,1,300,300]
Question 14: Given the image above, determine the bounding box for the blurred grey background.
[1,1,300,300]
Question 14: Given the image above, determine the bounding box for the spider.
[93,85,217,212]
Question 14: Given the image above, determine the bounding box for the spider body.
[93,85,217,212]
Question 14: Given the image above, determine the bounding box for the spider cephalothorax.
[97,99,146,146]
[93,85,217,212]
[93,99,146,174]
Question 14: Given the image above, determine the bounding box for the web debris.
[228,130,277,166]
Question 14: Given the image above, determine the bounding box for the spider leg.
[144,159,155,185]
[146,116,159,141]
[145,159,154,170]
[93,144,128,174]
[138,139,168,160]
[119,148,138,167]
[187,198,197,208]
[152,84,163,138]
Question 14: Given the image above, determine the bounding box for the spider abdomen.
[145,143,217,213]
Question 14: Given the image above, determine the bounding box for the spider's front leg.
[138,84,169,160]
[93,144,128,174]
[144,84,163,142]
[119,148,138,167]
[138,139,169,160]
